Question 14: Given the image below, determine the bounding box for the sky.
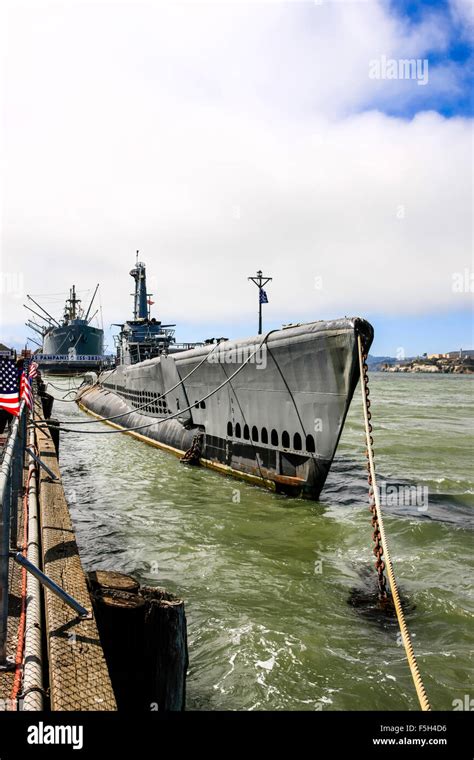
[0,0,472,357]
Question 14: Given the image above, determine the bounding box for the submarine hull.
[77,317,373,500]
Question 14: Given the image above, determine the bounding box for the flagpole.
[248,270,272,335]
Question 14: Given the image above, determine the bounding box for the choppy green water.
[52,373,473,711]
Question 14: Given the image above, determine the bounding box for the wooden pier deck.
[35,405,117,711]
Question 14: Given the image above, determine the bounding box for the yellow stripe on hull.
[77,401,277,492]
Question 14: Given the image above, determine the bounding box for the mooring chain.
[357,334,431,712]
[361,354,388,600]
[180,432,204,465]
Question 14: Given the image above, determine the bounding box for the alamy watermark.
[27,722,83,750]
[314,275,323,291]
[369,55,429,86]
[452,269,474,293]
[379,482,428,512]
[452,694,474,711]
[207,343,267,370]
[396,346,406,361]
[397,631,416,647]
[0,271,24,298]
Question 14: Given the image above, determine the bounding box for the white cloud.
[1,0,472,341]
[449,0,474,42]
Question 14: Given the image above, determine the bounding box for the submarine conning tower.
[113,254,179,365]
[130,254,149,320]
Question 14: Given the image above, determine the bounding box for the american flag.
[20,359,33,410]
[0,358,20,417]
[29,361,39,379]
[259,289,268,304]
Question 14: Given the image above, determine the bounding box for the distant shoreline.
[377,362,473,374]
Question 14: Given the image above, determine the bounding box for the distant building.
[0,343,15,358]
[428,353,446,359]
[446,349,474,360]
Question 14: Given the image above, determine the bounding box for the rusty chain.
[180,432,204,465]
[361,351,389,601]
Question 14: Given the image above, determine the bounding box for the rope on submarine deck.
[33,330,279,436]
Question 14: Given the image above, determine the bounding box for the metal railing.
[0,401,26,664]
[0,399,90,667]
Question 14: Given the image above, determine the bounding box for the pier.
[0,381,188,711]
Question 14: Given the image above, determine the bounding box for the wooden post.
[140,586,188,712]
[91,585,147,711]
[88,570,140,595]
[39,391,54,420]
[88,572,188,711]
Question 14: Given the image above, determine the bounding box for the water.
[51,373,473,711]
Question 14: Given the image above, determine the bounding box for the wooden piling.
[39,391,54,421]
[141,586,188,712]
[88,572,188,711]
[88,570,140,595]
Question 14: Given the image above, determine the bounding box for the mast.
[66,285,81,320]
[129,250,148,320]
[26,295,60,326]
[85,283,100,321]
[248,269,272,335]
[87,308,99,325]
[24,303,54,326]
[25,319,46,336]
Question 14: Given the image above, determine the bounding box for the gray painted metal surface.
[78,317,374,499]
[42,321,103,356]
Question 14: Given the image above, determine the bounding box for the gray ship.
[25,286,106,375]
[77,259,373,500]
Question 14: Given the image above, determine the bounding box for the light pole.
[248,270,272,335]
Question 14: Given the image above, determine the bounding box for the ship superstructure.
[114,255,205,365]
